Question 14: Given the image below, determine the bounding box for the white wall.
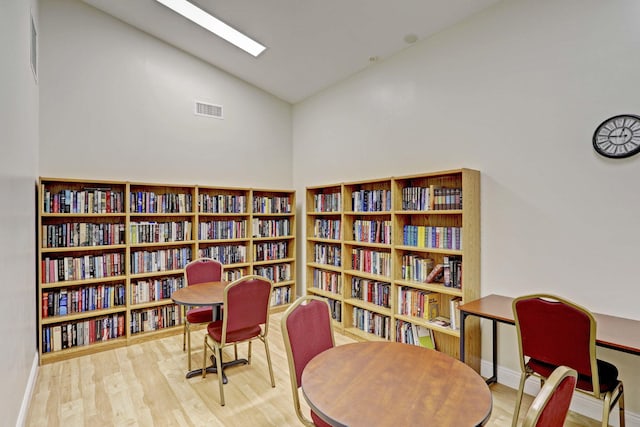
[0,0,40,425]
[293,0,640,420]
[39,0,292,188]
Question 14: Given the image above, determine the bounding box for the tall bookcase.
[305,169,481,372]
[38,178,295,364]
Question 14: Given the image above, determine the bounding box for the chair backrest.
[185,258,223,285]
[282,296,335,390]
[513,294,600,394]
[221,275,273,343]
[281,295,335,426]
[523,366,578,427]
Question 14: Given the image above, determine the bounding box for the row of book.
[312,268,342,294]
[350,277,391,308]
[401,186,431,211]
[351,189,392,212]
[401,254,434,283]
[397,287,439,320]
[432,187,462,210]
[396,320,435,350]
[41,222,126,248]
[41,313,126,353]
[252,196,292,214]
[312,192,341,212]
[254,241,288,262]
[271,285,291,306]
[328,298,342,322]
[351,248,391,277]
[352,219,392,244]
[130,248,191,274]
[198,194,247,214]
[313,218,341,240]
[42,253,125,283]
[402,225,463,250]
[198,219,246,240]
[42,284,126,318]
[252,218,291,238]
[313,243,341,266]
[254,263,291,283]
[130,191,192,214]
[130,276,185,304]
[198,245,247,265]
[42,187,124,214]
[352,307,391,340]
[130,221,192,244]
[130,305,181,334]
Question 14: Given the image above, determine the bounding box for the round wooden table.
[301,341,492,427]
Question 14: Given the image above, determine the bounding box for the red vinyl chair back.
[220,276,272,345]
[185,258,223,285]
[514,296,595,377]
[282,296,335,427]
[523,366,578,427]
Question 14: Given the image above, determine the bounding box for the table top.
[459,294,640,355]
[170,281,229,307]
[301,341,492,427]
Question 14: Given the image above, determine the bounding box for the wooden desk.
[301,341,492,427]
[172,281,247,380]
[459,294,640,384]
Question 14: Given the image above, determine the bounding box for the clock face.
[593,114,640,158]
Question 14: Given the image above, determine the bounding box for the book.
[425,263,444,283]
[413,325,435,350]
[427,292,440,321]
[429,316,451,328]
[449,296,462,330]
[443,256,451,287]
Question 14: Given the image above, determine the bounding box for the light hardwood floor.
[26,311,600,426]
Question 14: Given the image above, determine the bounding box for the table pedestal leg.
[185,353,248,383]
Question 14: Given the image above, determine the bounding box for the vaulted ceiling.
[82,0,501,103]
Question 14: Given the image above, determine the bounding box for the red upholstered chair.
[202,275,275,406]
[281,295,335,427]
[512,294,625,427]
[183,258,223,371]
[522,366,578,427]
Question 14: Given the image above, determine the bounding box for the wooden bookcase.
[305,169,481,372]
[38,178,295,364]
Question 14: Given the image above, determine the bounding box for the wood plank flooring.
[26,311,600,426]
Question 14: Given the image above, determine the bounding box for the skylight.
[155,0,266,57]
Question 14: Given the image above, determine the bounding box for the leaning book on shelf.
[425,264,444,283]
[413,325,435,350]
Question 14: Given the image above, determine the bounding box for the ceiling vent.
[194,100,223,119]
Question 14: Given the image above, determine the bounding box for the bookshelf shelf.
[38,178,296,364]
[305,169,481,372]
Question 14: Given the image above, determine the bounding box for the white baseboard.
[16,352,39,427]
[482,360,639,427]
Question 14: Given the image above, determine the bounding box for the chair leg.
[619,383,625,427]
[248,341,253,364]
[512,371,529,427]
[216,346,225,406]
[182,307,187,351]
[263,337,275,388]
[187,322,192,371]
[202,335,209,379]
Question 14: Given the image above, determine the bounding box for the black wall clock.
[592,114,640,158]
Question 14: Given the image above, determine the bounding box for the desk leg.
[461,312,498,385]
[486,320,497,385]
[185,351,248,382]
[460,311,467,364]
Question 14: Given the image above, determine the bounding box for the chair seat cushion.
[311,410,333,427]
[207,321,261,343]
[528,358,619,392]
[186,306,213,324]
